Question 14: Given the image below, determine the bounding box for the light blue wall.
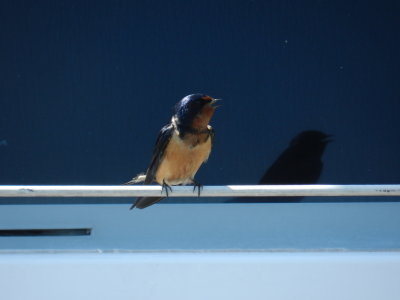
[1,203,399,250]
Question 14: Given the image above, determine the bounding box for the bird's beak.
[210,98,222,108]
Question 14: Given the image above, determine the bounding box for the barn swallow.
[125,94,219,209]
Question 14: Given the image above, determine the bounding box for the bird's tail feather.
[124,173,164,209]
[123,173,146,185]
[130,197,165,209]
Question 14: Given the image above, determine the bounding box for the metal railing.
[0,185,399,198]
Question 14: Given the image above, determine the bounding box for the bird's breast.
[155,132,212,185]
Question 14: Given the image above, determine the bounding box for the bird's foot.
[191,179,203,197]
[162,179,173,197]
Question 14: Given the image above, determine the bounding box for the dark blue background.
[1,0,399,188]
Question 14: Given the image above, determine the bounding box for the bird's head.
[290,130,333,156]
[290,130,333,147]
[174,94,220,130]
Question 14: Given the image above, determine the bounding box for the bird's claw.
[162,179,172,197]
[191,179,203,197]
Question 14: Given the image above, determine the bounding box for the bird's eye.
[192,98,203,105]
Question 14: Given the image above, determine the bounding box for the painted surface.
[1,252,400,300]
[0,1,399,188]
[0,203,399,250]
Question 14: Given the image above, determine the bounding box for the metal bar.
[0,185,399,198]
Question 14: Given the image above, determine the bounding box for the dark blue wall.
[1,0,399,190]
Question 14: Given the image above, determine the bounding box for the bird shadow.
[226,130,332,203]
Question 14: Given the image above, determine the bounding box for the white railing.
[0,185,399,198]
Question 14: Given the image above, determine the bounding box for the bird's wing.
[130,124,173,210]
[144,124,174,184]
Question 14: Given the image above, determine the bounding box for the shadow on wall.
[226,130,332,203]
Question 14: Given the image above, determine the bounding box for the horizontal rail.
[0,185,399,198]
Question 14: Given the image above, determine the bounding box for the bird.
[227,130,332,203]
[125,94,219,209]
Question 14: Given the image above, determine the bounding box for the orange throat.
[191,105,215,130]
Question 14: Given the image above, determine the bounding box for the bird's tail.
[130,197,165,209]
[124,174,165,209]
[123,173,146,185]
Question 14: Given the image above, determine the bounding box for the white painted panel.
[0,252,399,300]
